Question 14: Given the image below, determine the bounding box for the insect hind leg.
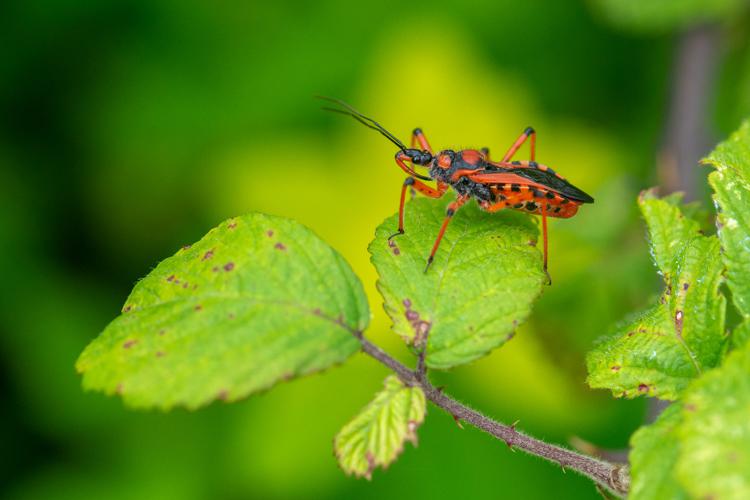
[480,192,552,286]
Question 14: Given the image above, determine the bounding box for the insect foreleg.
[389,177,448,240]
[411,128,434,153]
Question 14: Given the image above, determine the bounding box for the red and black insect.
[319,97,594,283]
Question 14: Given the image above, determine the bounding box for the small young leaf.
[629,403,688,500]
[705,120,750,322]
[334,375,426,480]
[587,196,726,400]
[369,197,545,369]
[675,342,750,499]
[76,214,369,410]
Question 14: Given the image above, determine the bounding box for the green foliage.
[76,214,369,410]
[629,404,686,500]
[620,122,750,499]
[592,0,746,32]
[733,320,750,350]
[334,376,426,480]
[629,342,750,499]
[675,342,750,498]
[12,0,750,496]
[71,111,750,494]
[369,197,546,369]
[586,192,726,400]
[706,120,750,328]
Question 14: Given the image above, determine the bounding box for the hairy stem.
[357,334,630,496]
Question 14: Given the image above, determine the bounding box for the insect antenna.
[316,96,408,151]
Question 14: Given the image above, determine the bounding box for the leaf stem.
[415,332,429,382]
[357,333,630,496]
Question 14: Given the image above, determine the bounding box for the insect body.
[319,97,594,283]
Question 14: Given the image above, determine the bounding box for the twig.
[416,346,428,382]
[357,334,630,496]
[415,326,430,382]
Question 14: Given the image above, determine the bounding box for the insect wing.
[473,168,594,203]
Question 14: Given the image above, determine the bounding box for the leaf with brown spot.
[76,214,369,410]
[587,194,726,400]
[370,197,545,369]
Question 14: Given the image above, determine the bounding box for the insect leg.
[402,135,434,199]
[411,128,434,153]
[480,200,508,212]
[424,195,470,273]
[481,191,552,285]
[389,177,448,240]
[540,201,551,285]
[501,126,536,162]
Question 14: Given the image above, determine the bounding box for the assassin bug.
[318,97,594,283]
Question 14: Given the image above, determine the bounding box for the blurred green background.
[2,1,749,499]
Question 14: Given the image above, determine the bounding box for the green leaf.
[587,195,726,400]
[638,189,701,280]
[334,375,426,480]
[733,320,750,350]
[591,0,746,32]
[629,403,688,500]
[369,197,546,369]
[706,120,750,321]
[675,342,750,499]
[629,343,750,499]
[76,214,369,410]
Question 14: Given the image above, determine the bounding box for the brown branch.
[659,23,720,200]
[357,334,630,496]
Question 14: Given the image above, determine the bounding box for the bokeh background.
[3,1,750,499]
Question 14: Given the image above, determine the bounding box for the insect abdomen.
[488,184,580,218]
